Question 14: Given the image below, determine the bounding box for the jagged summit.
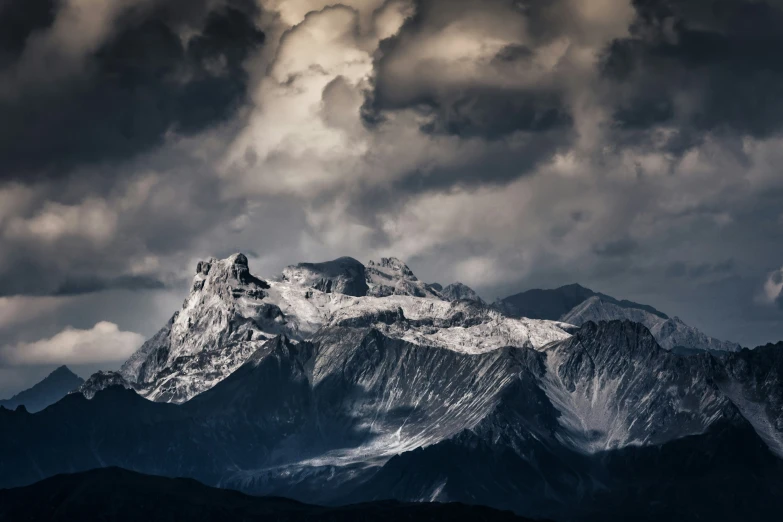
[366,257,440,298]
[441,282,484,303]
[76,371,134,400]
[281,256,368,297]
[368,257,417,278]
[280,254,441,299]
[100,253,571,404]
[117,253,286,402]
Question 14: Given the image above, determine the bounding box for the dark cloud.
[0,0,56,68]
[665,260,735,279]
[0,0,264,181]
[594,238,639,258]
[602,0,783,142]
[0,143,249,297]
[53,275,166,296]
[364,0,573,140]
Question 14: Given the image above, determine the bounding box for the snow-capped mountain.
[5,253,783,521]
[4,320,782,521]
[499,284,742,353]
[88,254,569,404]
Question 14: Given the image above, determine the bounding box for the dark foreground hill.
[0,467,535,522]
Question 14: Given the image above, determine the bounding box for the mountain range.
[1,253,780,521]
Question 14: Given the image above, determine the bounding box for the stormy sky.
[2,0,783,395]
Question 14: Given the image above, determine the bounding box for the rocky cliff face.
[281,257,368,297]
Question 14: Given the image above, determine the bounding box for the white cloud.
[5,198,117,245]
[1,322,144,366]
[762,267,783,306]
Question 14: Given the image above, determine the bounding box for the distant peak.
[441,282,484,303]
[230,253,249,267]
[51,365,77,377]
[195,253,250,275]
[558,283,592,292]
[367,257,417,280]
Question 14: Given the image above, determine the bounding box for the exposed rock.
[366,257,441,298]
[281,257,368,297]
[441,282,484,303]
[77,371,135,400]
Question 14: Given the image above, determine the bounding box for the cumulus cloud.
[0,0,782,357]
[0,321,145,365]
[763,267,783,309]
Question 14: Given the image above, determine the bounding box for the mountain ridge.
[497,283,740,353]
[3,319,782,520]
[0,467,536,522]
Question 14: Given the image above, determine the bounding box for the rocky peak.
[441,282,484,303]
[112,253,286,403]
[281,256,368,297]
[76,371,134,400]
[190,253,269,299]
[368,257,418,280]
[366,257,440,298]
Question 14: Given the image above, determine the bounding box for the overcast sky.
[2,0,783,395]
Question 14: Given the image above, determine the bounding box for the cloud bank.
[0,0,782,362]
[1,321,145,366]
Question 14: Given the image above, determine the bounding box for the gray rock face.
[441,282,484,303]
[543,321,737,452]
[115,253,284,403]
[365,257,441,298]
[709,341,783,457]
[76,371,134,399]
[281,257,368,297]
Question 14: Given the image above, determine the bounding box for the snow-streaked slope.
[650,315,742,352]
[541,321,735,453]
[712,342,783,458]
